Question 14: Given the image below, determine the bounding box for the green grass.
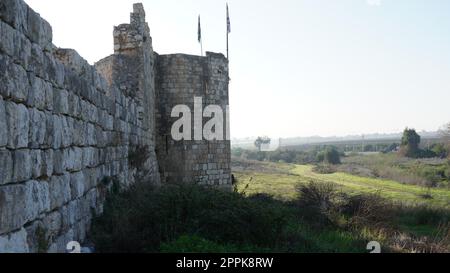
[91,158,449,253]
[339,153,449,187]
[233,159,450,250]
[235,162,450,208]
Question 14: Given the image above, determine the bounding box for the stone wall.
[0,0,230,253]
[155,53,231,187]
[0,0,159,252]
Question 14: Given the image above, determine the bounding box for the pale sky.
[25,0,450,138]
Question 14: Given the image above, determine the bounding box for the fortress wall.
[0,0,159,252]
[0,0,231,253]
[155,53,231,187]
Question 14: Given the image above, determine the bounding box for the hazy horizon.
[25,0,450,139]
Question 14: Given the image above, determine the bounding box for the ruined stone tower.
[0,0,230,252]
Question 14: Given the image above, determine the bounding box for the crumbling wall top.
[113,2,151,54]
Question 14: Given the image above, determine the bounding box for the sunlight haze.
[25,0,450,138]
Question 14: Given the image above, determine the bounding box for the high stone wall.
[0,0,231,252]
[0,0,159,252]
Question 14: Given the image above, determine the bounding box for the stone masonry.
[0,0,231,252]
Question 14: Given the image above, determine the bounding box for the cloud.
[367,0,382,6]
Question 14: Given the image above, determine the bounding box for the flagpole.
[226,4,229,60]
[198,15,203,56]
[226,24,229,59]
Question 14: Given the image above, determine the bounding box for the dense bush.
[430,143,448,159]
[91,183,288,252]
[160,235,269,253]
[323,147,341,165]
[91,179,450,253]
[342,193,393,229]
[231,147,339,165]
[295,182,343,227]
[400,128,421,158]
[312,164,337,174]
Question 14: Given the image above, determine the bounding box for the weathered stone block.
[25,180,51,219]
[53,149,67,175]
[72,120,85,146]
[30,149,42,179]
[0,150,13,185]
[12,149,31,182]
[53,88,69,114]
[68,92,80,117]
[5,101,29,149]
[0,0,28,32]
[61,116,72,148]
[47,228,73,253]
[0,228,29,253]
[27,74,47,110]
[29,107,46,148]
[0,184,27,233]
[51,114,62,149]
[49,173,71,210]
[66,147,83,172]
[42,210,62,239]
[0,21,16,60]
[69,171,85,199]
[0,96,7,147]
[26,6,52,51]
[43,149,53,177]
[60,202,76,232]
[0,56,29,102]
[85,122,96,146]
[0,180,49,234]
[82,147,97,168]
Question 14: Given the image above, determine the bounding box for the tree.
[430,143,447,158]
[316,147,341,165]
[324,147,341,165]
[440,122,450,139]
[400,128,421,158]
[439,122,450,153]
[254,136,271,152]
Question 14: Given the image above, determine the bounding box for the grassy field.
[91,157,449,253]
[234,160,450,208]
[233,157,450,252]
[338,153,449,188]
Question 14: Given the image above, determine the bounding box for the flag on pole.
[198,15,202,43]
[226,4,231,33]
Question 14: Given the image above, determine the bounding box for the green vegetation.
[233,158,450,252]
[319,147,341,165]
[234,159,450,207]
[338,153,450,188]
[232,146,338,165]
[400,128,421,158]
[91,156,449,253]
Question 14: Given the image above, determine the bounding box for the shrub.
[160,235,268,253]
[295,182,342,227]
[341,193,394,229]
[312,164,337,174]
[91,182,288,252]
[396,205,450,226]
[323,147,341,165]
[316,152,325,163]
[430,143,448,158]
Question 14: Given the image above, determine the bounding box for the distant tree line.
[232,146,343,165]
[400,127,449,159]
